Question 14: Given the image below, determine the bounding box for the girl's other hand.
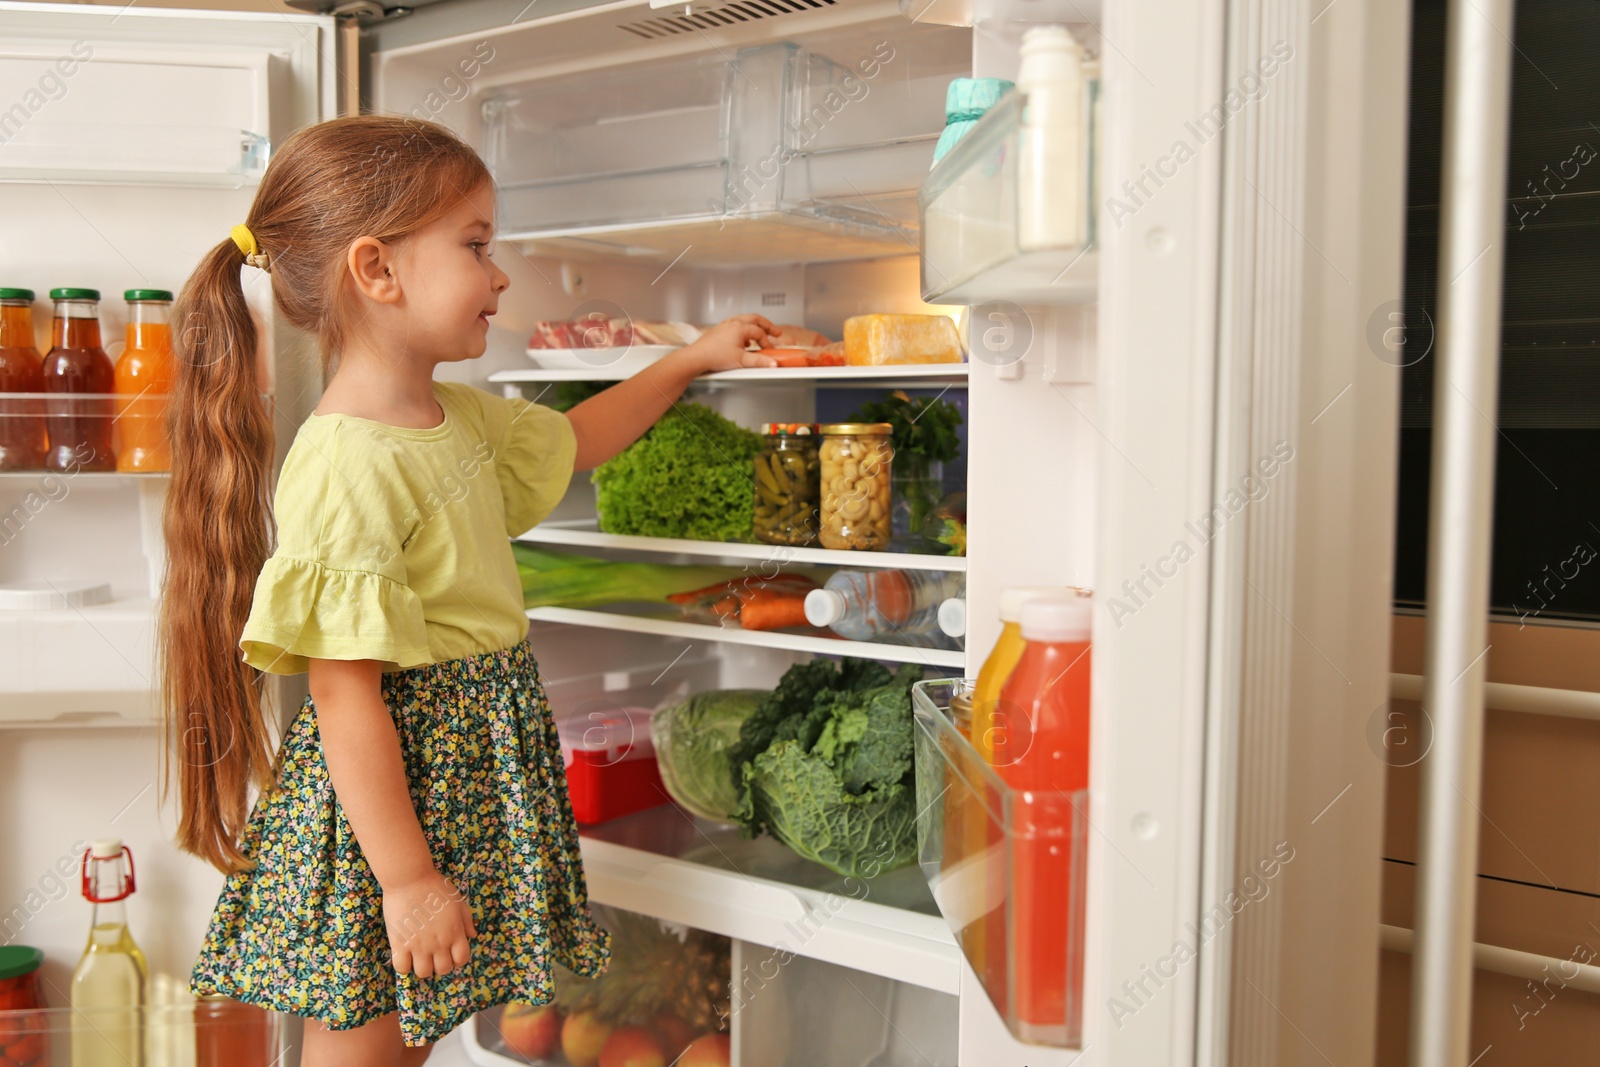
[382,869,478,979]
[683,313,781,373]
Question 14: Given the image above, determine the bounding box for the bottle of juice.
[43,288,114,472]
[114,290,175,472]
[971,587,1078,758]
[71,839,147,1067]
[989,596,1092,1046]
[0,288,46,471]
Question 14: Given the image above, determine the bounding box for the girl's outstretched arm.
[565,313,780,470]
[309,658,477,979]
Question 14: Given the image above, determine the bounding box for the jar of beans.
[818,423,894,550]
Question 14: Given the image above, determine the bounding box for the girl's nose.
[492,261,510,293]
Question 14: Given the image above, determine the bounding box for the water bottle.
[804,569,965,643]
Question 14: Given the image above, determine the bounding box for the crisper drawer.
[467,903,731,1067]
[461,903,959,1067]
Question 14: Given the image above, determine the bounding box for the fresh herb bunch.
[545,379,609,413]
[848,390,964,464]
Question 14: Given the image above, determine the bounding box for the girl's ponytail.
[160,238,277,873]
[155,116,492,872]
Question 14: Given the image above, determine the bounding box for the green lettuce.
[592,403,763,541]
[734,660,923,878]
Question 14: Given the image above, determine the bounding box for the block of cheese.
[843,314,964,366]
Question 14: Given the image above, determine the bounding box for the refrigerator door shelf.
[515,520,969,573]
[0,597,157,726]
[527,605,965,669]
[919,90,1099,306]
[0,122,270,188]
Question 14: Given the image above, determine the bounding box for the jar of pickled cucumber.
[753,424,821,547]
[818,423,894,551]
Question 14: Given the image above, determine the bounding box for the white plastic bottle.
[1017,25,1086,251]
[805,569,965,644]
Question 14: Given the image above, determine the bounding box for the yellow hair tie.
[230,224,258,257]
[230,223,271,272]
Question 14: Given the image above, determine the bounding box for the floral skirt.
[191,641,611,1046]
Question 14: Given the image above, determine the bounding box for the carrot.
[739,592,813,631]
[758,347,813,368]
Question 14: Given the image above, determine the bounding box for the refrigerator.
[0,0,1412,1063]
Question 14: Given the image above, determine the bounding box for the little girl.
[158,115,780,1066]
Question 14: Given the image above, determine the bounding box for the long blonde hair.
[160,116,493,872]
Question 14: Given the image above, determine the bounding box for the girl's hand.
[681,313,781,373]
[382,869,478,979]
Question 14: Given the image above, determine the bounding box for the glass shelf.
[527,605,965,669]
[515,519,967,572]
[919,89,1099,305]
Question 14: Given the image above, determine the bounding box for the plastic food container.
[557,705,670,825]
[753,423,820,547]
[818,423,894,551]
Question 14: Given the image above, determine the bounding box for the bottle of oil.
[71,839,147,1067]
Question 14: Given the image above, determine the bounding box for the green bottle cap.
[0,288,35,301]
[49,288,100,302]
[0,945,44,979]
[124,289,173,302]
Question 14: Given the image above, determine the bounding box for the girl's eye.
[470,241,494,258]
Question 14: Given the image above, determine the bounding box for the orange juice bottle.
[114,290,174,472]
[990,595,1092,1046]
[0,288,46,471]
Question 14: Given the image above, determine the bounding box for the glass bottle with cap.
[71,838,147,1067]
[753,423,820,546]
[114,290,175,472]
[0,288,46,471]
[42,288,114,472]
[989,595,1092,1046]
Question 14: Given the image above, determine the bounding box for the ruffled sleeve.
[473,387,578,536]
[239,423,433,675]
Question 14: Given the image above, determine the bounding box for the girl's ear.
[347,236,401,304]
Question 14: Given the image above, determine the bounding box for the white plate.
[524,345,678,374]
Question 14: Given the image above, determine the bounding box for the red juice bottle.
[989,595,1091,1045]
[0,288,46,471]
[42,288,115,472]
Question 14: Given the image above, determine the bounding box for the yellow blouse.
[239,382,576,675]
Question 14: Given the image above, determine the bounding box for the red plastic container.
[558,705,671,825]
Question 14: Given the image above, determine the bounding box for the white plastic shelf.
[526,606,966,668]
[491,363,970,387]
[0,597,158,727]
[517,520,966,572]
